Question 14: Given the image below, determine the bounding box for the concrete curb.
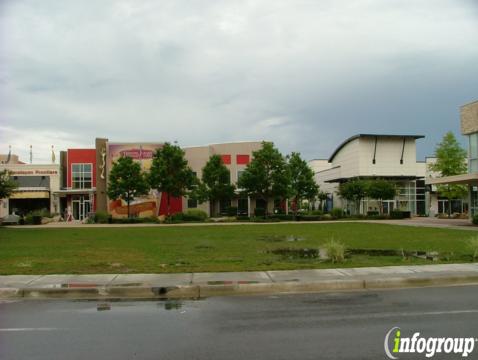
[2,274,478,300]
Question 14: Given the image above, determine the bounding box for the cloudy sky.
[1,0,477,163]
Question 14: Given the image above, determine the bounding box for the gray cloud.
[1,0,477,163]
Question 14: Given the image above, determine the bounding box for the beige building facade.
[310,134,426,215]
[0,160,61,218]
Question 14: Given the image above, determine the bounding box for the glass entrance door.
[72,195,91,220]
[383,200,395,215]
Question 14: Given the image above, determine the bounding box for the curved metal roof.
[328,134,425,162]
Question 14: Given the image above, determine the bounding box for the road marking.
[0,327,63,332]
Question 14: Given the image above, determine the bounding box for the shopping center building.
[53,139,266,220]
[0,155,61,218]
[309,134,427,215]
[426,100,478,218]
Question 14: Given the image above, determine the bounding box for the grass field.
[0,223,476,275]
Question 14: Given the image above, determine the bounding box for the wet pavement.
[1,285,477,359]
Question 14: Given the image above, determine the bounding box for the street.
[1,285,477,360]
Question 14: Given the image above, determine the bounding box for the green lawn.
[0,223,476,274]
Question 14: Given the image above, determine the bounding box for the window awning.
[10,191,50,199]
[425,174,478,185]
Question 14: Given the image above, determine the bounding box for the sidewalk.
[1,263,478,300]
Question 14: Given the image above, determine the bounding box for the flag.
[51,145,56,163]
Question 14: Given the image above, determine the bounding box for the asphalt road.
[1,285,477,360]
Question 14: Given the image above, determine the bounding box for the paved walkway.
[5,217,478,230]
[2,263,478,300]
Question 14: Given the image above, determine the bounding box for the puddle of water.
[161,300,183,311]
[97,303,111,311]
[270,248,319,259]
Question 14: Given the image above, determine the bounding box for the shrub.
[390,210,405,219]
[236,215,250,221]
[324,239,346,263]
[367,211,379,216]
[469,237,478,260]
[309,210,323,216]
[321,213,333,220]
[227,206,238,217]
[254,207,266,217]
[367,214,389,220]
[111,216,159,224]
[250,217,280,223]
[473,214,478,225]
[94,211,111,224]
[296,215,321,221]
[330,208,344,219]
[184,209,208,221]
[271,214,294,221]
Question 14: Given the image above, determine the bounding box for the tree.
[367,179,396,215]
[237,142,290,216]
[338,179,369,215]
[429,131,467,217]
[0,170,17,199]
[107,156,149,218]
[317,191,328,212]
[287,152,318,218]
[149,143,196,218]
[194,154,235,217]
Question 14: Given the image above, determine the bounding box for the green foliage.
[338,180,369,214]
[287,152,319,216]
[468,237,478,260]
[227,206,238,216]
[331,208,345,219]
[111,216,159,224]
[270,214,294,221]
[390,210,409,219]
[194,154,236,216]
[149,143,196,216]
[236,215,250,221]
[183,209,208,221]
[0,170,17,199]
[254,207,266,217]
[367,179,397,214]
[107,156,149,218]
[296,214,321,221]
[94,211,111,224]
[472,214,478,225]
[428,132,468,217]
[324,239,346,263]
[429,132,467,176]
[170,209,208,222]
[436,184,467,203]
[237,142,290,215]
[309,210,324,216]
[367,180,396,200]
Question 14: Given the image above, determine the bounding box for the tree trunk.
[210,200,215,218]
[448,185,451,218]
[264,196,268,218]
[167,193,171,222]
[127,198,130,219]
[293,196,298,220]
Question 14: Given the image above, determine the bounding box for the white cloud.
[0,0,477,162]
